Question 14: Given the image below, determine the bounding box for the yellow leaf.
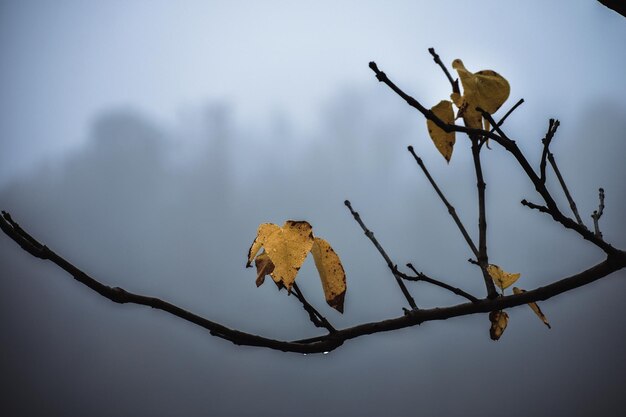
[262,221,314,292]
[254,251,275,287]
[247,223,280,267]
[450,91,482,129]
[487,264,521,290]
[489,310,509,341]
[451,59,510,129]
[247,221,348,310]
[426,100,456,162]
[247,221,314,292]
[311,237,346,313]
[513,287,551,329]
[450,92,463,109]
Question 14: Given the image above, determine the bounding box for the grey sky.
[1,0,625,182]
[1,1,625,416]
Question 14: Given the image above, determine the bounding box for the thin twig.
[427,47,459,94]
[292,283,336,333]
[2,211,45,251]
[489,99,525,135]
[470,139,498,299]
[403,263,479,302]
[344,200,418,310]
[521,199,551,214]
[372,52,564,235]
[591,188,605,238]
[1,211,625,354]
[539,119,560,184]
[368,61,503,143]
[479,98,526,148]
[370,59,617,255]
[407,146,479,259]
[547,152,585,227]
[477,110,618,255]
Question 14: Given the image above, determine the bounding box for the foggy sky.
[1,1,625,416]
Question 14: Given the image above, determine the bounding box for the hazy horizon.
[1,1,625,416]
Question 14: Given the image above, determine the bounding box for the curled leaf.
[451,59,510,129]
[311,237,346,313]
[426,100,456,162]
[450,92,463,109]
[489,310,509,341]
[247,223,280,267]
[513,287,551,329]
[450,91,482,129]
[487,264,521,290]
[254,251,275,287]
[247,220,348,310]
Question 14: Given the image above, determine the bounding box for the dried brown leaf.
[489,310,509,341]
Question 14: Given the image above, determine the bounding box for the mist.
[1,1,625,416]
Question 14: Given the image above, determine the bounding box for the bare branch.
[539,119,560,184]
[479,98,525,149]
[403,263,479,303]
[369,58,618,254]
[2,210,46,254]
[343,200,418,310]
[598,0,626,18]
[591,188,606,238]
[470,139,498,298]
[547,152,586,227]
[292,283,336,333]
[427,47,460,94]
[3,52,625,357]
[478,110,618,255]
[2,211,625,354]
[407,146,479,259]
[490,98,524,134]
[0,212,344,354]
[521,199,551,214]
